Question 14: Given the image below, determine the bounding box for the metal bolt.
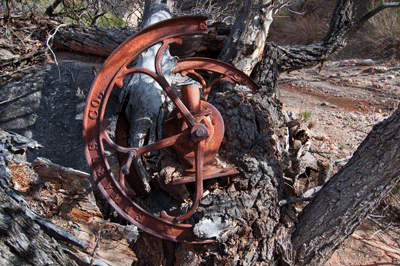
[196,128,205,137]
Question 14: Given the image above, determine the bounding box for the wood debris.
[0,14,54,86]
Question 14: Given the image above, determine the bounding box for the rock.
[358,59,375,66]
[372,83,384,89]
[339,59,358,67]
[363,67,375,73]
[341,149,351,157]
[0,61,119,171]
[374,66,387,73]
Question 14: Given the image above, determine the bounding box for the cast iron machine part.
[83,16,259,243]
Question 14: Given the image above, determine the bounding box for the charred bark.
[0,188,78,266]
[250,0,400,264]
[51,23,229,58]
[218,0,275,75]
[126,0,295,265]
[0,130,77,266]
[52,25,137,57]
[131,83,295,265]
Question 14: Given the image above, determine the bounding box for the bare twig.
[89,225,104,266]
[279,196,312,206]
[389,191,400,206]
[89,224,117,266]
[302,186,322,198]
[5,25,26,45]
[325,158,333,183]
[352,234,400,256]
[334,156,352,164]
[46,24,66,80]
[0,66,33,79]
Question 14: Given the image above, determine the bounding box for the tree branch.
[277,0,400,73]
[45,0,63,16]
[90,11,107,26]
[349,2,400,37]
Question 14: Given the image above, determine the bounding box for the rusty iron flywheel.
[83,16,259,243]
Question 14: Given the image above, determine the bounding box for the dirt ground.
[278,58,400,265]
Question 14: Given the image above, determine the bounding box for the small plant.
[301,110,312,122]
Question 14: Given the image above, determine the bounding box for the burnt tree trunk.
[0,189,78,266]
[0,131,77,266]
[252,0,400,265]
[52,25,137,57]
[2,0,399,264]
[218,0,275,75]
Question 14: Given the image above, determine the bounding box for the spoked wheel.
[83,16,259,243]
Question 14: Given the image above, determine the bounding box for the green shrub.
[301,110,312,122]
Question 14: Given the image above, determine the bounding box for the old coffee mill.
[1,0,400,265]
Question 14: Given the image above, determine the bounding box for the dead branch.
[350,2,400,38]
[352,234,400,257]
[278,1,400,73]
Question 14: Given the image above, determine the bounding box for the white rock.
[375,66,387,73]
[358,59,375,66]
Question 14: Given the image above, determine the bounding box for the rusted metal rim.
[175,57,258,92]
[84,17,211,243]
[174,57,259,99]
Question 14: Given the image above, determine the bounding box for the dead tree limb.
[0,130,78,265]
[51,23,230,58]
[276,0,400,73]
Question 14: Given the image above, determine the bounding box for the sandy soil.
[278,58,400,265]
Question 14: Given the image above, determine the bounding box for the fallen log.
[52,23,231,58]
